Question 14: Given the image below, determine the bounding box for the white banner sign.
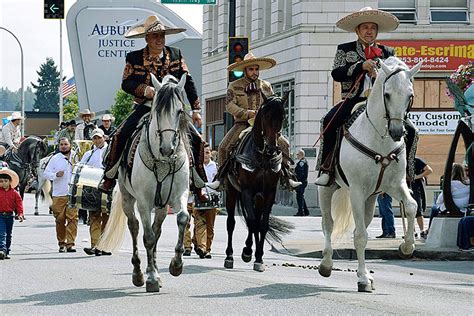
[407,111,462,134]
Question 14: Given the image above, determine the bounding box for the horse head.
[376,57,422,142]
[254,92,287,156]
[150,74,186,157]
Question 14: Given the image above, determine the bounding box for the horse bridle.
[366,68,414,138]
[153,104,185,158]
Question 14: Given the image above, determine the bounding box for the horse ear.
[282,91,290,105]
[178,74,187,92]
[409,61,423,78]
[260,91,268,104]
[150,74,162,91]
[380,61,391,76]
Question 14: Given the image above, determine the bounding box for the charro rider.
[315,7,418,186]
[99,15,207,200]
[207,53,301,190]
[0,112,24,157]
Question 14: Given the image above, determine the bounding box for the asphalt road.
[1,194,473,315]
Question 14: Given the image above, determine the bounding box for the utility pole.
[224,0,236,132]
[59,20,63,123]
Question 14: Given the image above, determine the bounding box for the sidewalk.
[272,216,474,261]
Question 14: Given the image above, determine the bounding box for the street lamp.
[0,27,24,136]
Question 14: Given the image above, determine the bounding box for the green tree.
[0,86,36,111]
[63,91,79,120]
[111,89,133,125]
[31,58,60,112]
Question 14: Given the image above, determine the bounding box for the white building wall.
[201,0,474,207]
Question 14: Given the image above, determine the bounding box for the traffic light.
[44,0,64,19]
[228,37,249,82]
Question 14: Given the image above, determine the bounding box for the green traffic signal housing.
[228,37,249,82]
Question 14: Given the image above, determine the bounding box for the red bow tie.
[365,46,382,60]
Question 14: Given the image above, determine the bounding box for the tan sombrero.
[101,114,115,122]
[0,167,19,189]
[79,109,95,119]
[227,52,276,72]
[125,15,186,39]
[10,112,24,121]
[337,7,399,33]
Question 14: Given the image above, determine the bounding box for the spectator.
[411,157,433,238]
[56,120,76,145]
[0,167,24,260]
[426,163,470,236]
[98,114,117,141]
[75,109,97,141]
[43,137,78,253]
[294,149,309,216]
[376,192,395,238]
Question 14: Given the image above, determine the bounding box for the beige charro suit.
[217,76,289,168]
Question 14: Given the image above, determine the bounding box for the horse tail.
[41,180,53,206]
[331,187,354,240]
[237,192,294,243]
[97,186,127,252]
[267,215,294,243]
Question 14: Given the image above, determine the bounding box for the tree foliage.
[111,89,133,125]
[31,58,60,112]
[0,86,36,111]
[63,91,79,121]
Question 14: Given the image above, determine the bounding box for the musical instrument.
[194,189,221,211]
[73,140,93,161]
[68,163,110,211]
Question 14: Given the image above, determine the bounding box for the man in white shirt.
[44,137,78,253]
[80,129,112,256]
[0,112,23,156]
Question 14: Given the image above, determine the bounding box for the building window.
[430,0,469,24]
[379,0,417,24]
[272,80,295,150]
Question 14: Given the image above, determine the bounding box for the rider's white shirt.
[80,143,108,168]
[0,122,21,147]
[44,152,76,196]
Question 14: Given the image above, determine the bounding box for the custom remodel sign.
[407,111,462,134]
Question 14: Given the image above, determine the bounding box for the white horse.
[98,74,190,292]
[318,57,422,292]
[34,155,53,215]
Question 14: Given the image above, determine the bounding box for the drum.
[194,189,221,211]
[68,163,110,211]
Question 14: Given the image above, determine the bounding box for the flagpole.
[59,19,64,123]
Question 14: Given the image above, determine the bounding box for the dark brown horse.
[224,94,293,272]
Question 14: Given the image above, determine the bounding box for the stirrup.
[315,173,330,186]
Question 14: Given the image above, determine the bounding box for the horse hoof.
[132,272,145,287]
[169,259,183,277]
[357,282,373,293]
[318,265,332,278]
[241,249,252,263]
[398,243,414,259]
[146,281,160,292]
[253,262,265,272]
[224,258,234,269]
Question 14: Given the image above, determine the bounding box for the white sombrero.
[227,52,276,72]
[336,7,399,33]
[125,15,186,39]
[79,109,95,119]
[101,114,115,123]
[0,167,19,189]
[10,112,24,121]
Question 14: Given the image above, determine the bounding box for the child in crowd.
[0,167,24,259]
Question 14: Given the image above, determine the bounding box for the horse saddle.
[123,114,149,179]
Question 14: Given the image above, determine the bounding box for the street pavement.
[1,193,473,315]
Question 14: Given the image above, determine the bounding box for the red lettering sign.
[379,40,474,71]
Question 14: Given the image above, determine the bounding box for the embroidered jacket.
[225,77,273,123]
[122,45,200,110]
[331,40,394,100]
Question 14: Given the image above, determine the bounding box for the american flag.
[62,77,76,98]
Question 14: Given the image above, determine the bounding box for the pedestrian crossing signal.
[228,37,249,82]
[44,0,64,19]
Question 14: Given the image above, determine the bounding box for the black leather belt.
[0,212,14,216]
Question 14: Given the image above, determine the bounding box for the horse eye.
[384,93,390,100]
